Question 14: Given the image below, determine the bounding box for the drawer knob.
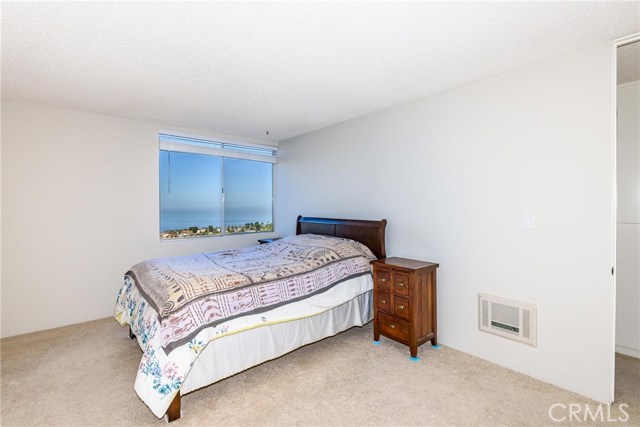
[389,324,395,329]
[398,305,405,310]
[381,278,386,282]
[398,282,405,287]
[381,300,386,304]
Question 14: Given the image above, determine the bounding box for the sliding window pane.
[223,158,273,234]
[159,150,222,238]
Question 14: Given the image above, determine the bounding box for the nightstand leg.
[430,270,438,346]
[373,321,380,342]
[410,343,418,358]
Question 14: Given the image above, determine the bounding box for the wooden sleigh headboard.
[296,215,387,259]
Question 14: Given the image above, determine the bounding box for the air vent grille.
[478,294,537,347]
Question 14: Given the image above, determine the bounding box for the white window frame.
[159,131,277,239]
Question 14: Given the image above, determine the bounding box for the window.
[159,132,276,239]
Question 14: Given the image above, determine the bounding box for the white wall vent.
[478,294,537,347]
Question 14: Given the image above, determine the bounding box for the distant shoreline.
[160,208,272,234]
[161,221,273,239]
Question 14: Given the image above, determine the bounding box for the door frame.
[610,32,640,404]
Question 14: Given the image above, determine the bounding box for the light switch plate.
[523,214,535,229]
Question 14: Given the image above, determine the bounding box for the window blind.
[159,132,277,163]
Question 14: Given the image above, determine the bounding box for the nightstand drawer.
[376,270,391,291]
[394,296,410,320]
[377,312,410,342]
[377,291,391,313]
[393,273,410,296]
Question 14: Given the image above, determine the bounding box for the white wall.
[1,101,277,338]
[616,81,640,358]
[276,42,614,403]
[0,101,3,334]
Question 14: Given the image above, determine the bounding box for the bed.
[114,215,387,421]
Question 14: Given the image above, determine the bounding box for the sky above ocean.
[159,151,273,231]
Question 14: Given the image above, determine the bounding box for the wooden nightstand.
[258,237,281,245]
[371,257,439,360]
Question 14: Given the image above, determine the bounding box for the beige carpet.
[1,318,638,426]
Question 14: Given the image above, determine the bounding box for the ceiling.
[618,41,640,84]
[2,2,639,142]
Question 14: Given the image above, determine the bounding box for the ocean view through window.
[159,132,275,239]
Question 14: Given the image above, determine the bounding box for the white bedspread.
[114,237,374,418]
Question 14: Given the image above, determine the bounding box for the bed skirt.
[181,289,373,394]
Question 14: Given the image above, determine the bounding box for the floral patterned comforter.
[114,234,375,418]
